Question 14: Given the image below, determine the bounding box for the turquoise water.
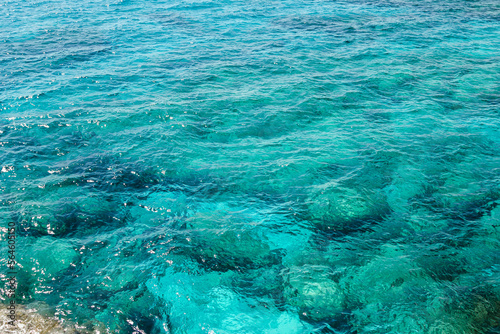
[1,0,500,332]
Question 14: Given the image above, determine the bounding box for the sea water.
[1,0,500,333]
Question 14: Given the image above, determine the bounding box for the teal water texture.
[1,0,500,332]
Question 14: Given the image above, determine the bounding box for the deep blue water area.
[1,0,500,332]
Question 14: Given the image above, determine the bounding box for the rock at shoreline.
[0,304,75,334]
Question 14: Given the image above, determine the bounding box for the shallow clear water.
[1,0,500,333]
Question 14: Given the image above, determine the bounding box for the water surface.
[1,0,500,332]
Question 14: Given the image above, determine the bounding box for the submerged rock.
[350,271,500,333]
[384,163,427,214]
[351,302,430,334]
[185,229,279,271]
[283,265,345,321]
[18,186,117,237]
[28,237,77,276]
[307,186,388,233]
[430,162,499,221]
[94,286,163,333]
[128,190,189,226]
[480,205,500,239]
[20,203,67,237]
[230,266,285,303]
[176,211,279,271]
[340,244,429,306]
[426,281,500,334]
[148,268,311,333]
[14,237,78,298]
[405,207,449,232]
